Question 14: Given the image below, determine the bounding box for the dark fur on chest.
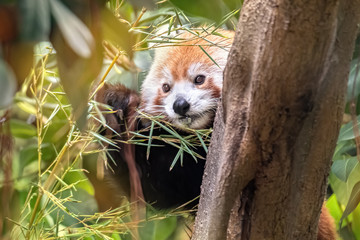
[97,83,207,210]
[108,126,207,209]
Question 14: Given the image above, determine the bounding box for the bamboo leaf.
[182,141,197,162]
[90,131,118,148]
[170,148,183,171]
[340,181,360,228]
[195,131,208,153]
[146,121,155,160]
[199,45,220,69]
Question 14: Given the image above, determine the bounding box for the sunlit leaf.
[332,157,358,182]
[152,216,177,240]
[329,163,360,206]
[16,101,37,115]
[111,233,122,240]
[351,204,360,238]
[326,194,344,230]
[139,216,177,240]
[34,41,56,66]
[63,171,95,196]
[340,181,360,227]
[50,0,94,58]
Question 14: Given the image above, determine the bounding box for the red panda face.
[140,31,234,129]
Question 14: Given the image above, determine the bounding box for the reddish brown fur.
[202,77,221,99]
[95,84,144,219]
[153,88,163,108]
[156,31,234,83]
[318,205,337,240]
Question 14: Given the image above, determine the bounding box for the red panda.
[97,30,336,240]
[139,31,233,129]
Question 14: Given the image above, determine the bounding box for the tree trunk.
[192,0,360,240]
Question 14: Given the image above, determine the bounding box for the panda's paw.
[95,83,140,132]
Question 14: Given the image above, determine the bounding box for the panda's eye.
[162,83,171,93]
[194,75,206,85]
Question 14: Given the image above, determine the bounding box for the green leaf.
[332,157,358,182]
[340,181,360,227]
[18,143,54,169]
[63,171,95,196]
[170,148,182,171]
[90,131,118,148]
[152,216,177,240]
[337,115,360,142]
[332,140,356,160]
[0,58,16,108]
[34,41,56,66]
[211,8,240,33]
[146,121,155,160]
[351,204,360,238]
[346,59,360,102]
[50,0,94,58]
[9,119,37,139]
[101,8,133,56]
[139,216,177,240]
[169,0,227,23]
[128,0,156,9]
[326,194,343,230]
[111,233,122,240]
[329,163,360,206]
[18,0,51,41]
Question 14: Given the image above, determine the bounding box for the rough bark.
[193,0,360,240]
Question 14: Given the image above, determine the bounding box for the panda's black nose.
[173,97,190,116]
